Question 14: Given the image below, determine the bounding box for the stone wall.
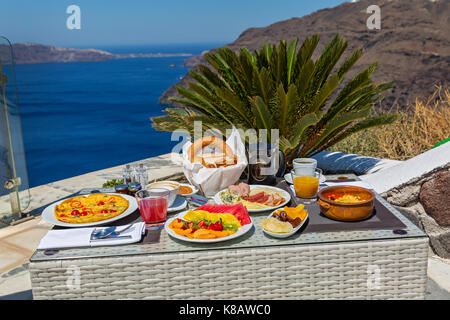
[315,145,450,259]
[383,164,450,259]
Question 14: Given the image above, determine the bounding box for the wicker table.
[29,175,428,300]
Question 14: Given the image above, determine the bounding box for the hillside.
[159,0,450,108]
[0,43,191,65]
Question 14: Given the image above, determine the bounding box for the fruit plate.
[261,208,309,239]
[213,185,291,213]
[41,193,138,228]
[164,210,253,243]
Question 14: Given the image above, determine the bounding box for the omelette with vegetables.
[54,193,129,223]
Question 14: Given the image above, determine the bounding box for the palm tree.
[151,34,397,164]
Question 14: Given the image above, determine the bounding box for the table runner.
[93,180,406,243]
[52,179,406,244]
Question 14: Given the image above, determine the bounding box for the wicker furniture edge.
[30,237,428,300]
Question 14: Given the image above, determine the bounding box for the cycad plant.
[151,34,397,164]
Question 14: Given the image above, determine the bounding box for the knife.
[90,234,132,242]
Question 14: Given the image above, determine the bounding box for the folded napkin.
[37,222,146,250]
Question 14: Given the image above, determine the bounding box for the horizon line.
[9,40,231,49]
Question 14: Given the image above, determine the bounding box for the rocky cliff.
[159,0,450,108]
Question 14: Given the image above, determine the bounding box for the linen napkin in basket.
[37,222,146,250]
[182,126,247,197]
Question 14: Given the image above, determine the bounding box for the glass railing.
[0,36,31,226]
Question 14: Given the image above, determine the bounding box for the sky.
[0,0,350,47]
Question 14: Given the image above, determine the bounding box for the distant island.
[0,42,192,65]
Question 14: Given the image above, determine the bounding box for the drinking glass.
[292,158,317,176]
[291,168,322,204]
[135,189,169,224]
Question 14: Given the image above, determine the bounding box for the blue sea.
[15,43,223,187]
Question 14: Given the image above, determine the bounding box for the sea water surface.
[16,43,222,187]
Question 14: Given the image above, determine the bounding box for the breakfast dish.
[42,193,138,227]
[177,183,199,197]
[54,193,129,224]
[165,203,253,243]
[326,193,362,203]
[261,205,309,238]
[188,136,237,168]
[178,185,193,195]
[214,183,290,212]
[146,180,180,207]
[318,185,375,221]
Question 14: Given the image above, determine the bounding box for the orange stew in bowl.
[327,193,362,203]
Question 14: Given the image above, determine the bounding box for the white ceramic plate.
[178,183,199,197]
[167,195,187,213]
[213,185,291,213]
[164,210,253,243]
[284,171,326,184]
[261,208,309,239]
[41,193,138,228]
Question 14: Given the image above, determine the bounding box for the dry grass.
[330,86,450,160]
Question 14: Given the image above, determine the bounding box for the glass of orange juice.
[292,168,322,203]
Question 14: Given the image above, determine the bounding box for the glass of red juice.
[135,189,169,224]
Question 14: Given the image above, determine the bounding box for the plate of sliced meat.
[214,183,291,212]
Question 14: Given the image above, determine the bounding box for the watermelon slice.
[195,203,251,225]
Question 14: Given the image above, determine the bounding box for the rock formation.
[159,0,450,109]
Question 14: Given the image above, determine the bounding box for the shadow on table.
[0,289,33,300]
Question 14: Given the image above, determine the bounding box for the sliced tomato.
[71,210,80,216]
[97,201,105,206]
[197,220,206,228]
[328,193,342,201]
